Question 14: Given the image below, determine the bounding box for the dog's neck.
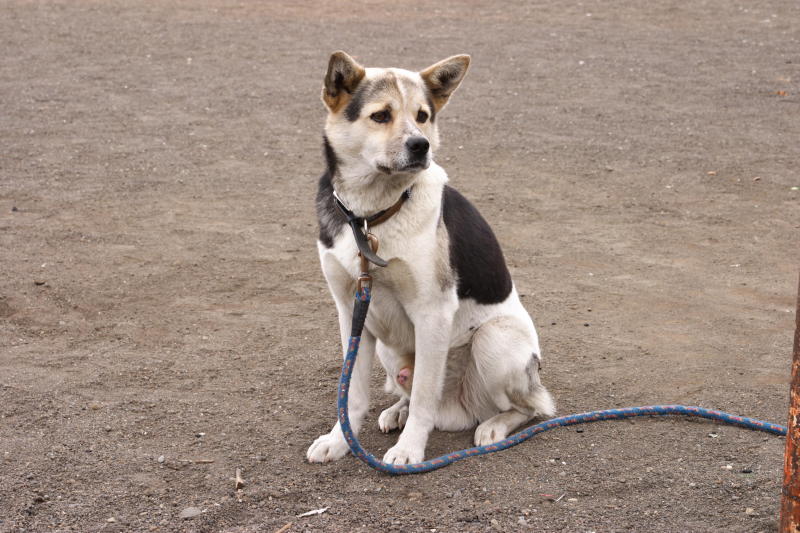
[328,154,419,219]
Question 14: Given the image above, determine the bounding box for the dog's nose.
[406,136,430,156]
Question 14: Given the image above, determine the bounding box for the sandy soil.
[1,1,799,531]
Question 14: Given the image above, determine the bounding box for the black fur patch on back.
[316,136,347,248]
[442,186,512,304]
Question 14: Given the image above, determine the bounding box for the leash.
[337,285,787,475]
[330,192,787,475]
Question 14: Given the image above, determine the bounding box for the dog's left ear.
[323,51,366,113]
[420,55,471,113]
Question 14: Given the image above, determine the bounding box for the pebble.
[567,498,578,502]
[107,517,116,523]
[179,507,202,519]
[723,464,733,470]
[157,455,165,463]
[745,507,757,516]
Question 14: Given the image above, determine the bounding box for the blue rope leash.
[338,287,787,475]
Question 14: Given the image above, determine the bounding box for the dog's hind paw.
[306,431,349,463]
[474,420,510,447]
[378,403,409,433]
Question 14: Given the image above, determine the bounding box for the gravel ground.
[1,1,799,531]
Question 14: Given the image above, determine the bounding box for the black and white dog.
[307,52,555,465]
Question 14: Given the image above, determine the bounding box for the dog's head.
[321,51,470,178]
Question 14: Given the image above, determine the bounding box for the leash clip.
[357,233,379,292]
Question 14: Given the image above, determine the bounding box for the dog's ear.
[322,51,366,113]
[420,55,470,113]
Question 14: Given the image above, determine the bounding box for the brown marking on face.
[322,51,366,113]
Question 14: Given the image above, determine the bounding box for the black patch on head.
[344,81,369,121]
[344,76,397,122]
[316,138,347,248]
[442,186,512,304]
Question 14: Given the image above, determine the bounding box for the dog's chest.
[364,284,416,349]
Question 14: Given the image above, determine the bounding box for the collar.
[332,188,412,267]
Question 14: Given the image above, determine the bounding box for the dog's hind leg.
[466,315,555,446]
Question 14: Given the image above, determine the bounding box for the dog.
[306,51,555,465]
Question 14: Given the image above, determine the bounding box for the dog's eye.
[370,110,391,124]
[416,110,429,124]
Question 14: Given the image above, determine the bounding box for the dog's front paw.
[378,403,409,433]
[306,431,350,463]
[382,443,424,465]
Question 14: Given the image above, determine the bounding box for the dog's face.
[322,52,470,178]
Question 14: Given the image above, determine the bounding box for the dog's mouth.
[377,161,430,175]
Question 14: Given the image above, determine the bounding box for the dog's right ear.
[322,51,366,113]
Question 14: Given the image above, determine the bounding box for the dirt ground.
[1,1,799,531]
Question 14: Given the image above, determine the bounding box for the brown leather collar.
[332,188,412,267]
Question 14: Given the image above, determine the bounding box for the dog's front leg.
[307,297,376,463]
[383,305,454,465]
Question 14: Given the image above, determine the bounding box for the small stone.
[567,497,578,502]
[745,507,756,516]
[741,468,753,474]
[179,507,202,519]
[33,280,46,286]
[157,455,165,463]
[107,517,116,523]
[517,517,528,525]
[11,206,18,212]
[583,323,590,327]
[104,426,112,432]
[723,464,733,470]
